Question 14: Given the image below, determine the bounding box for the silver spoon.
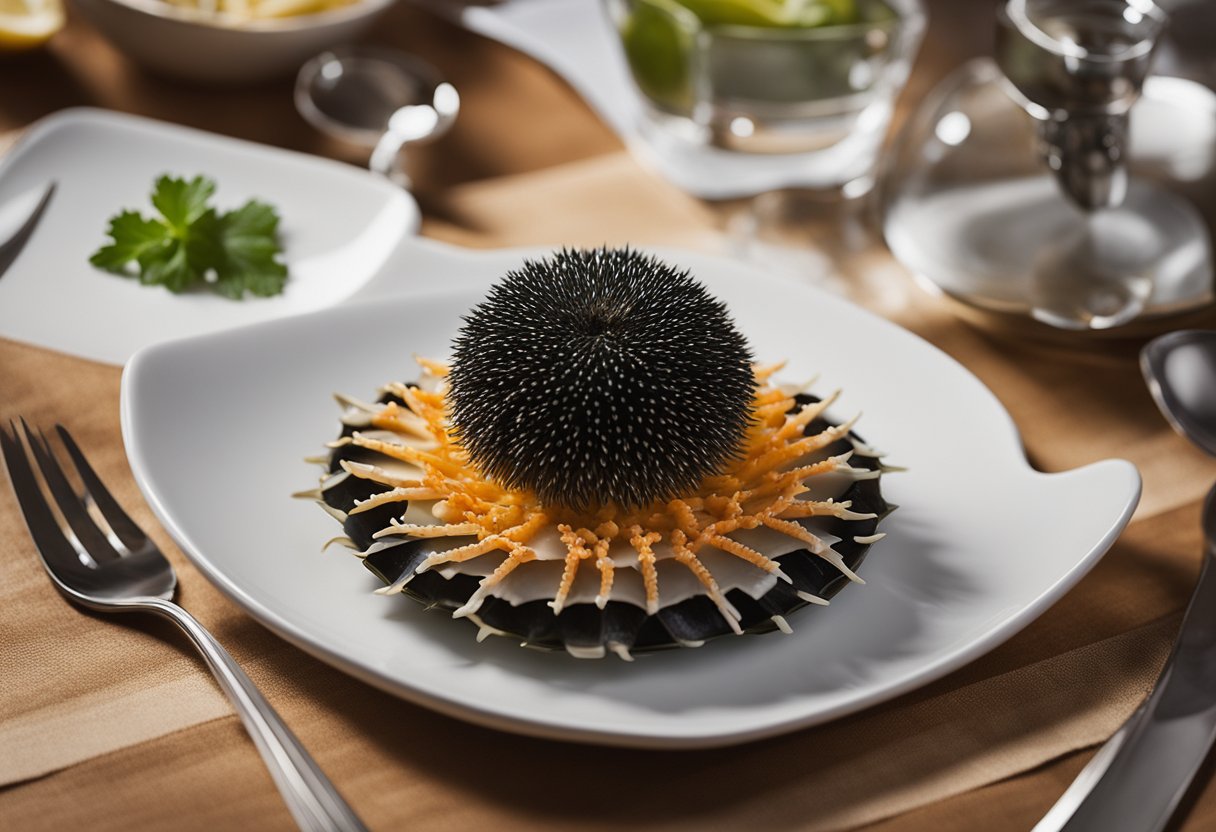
[295,46,459,187]
[1144,331,1216,457]
[1035,329,1216,831]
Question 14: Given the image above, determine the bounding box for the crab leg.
[372,521,481,540]
[780,498,878,521]
[339,459,424,489]
[670,530,742,635]
[348,486,445,513]
[593,539,615,609]
[351,433,468,479]
[415,535,509,573]
[453,544,538,618]
[703,534,791,583]
[629,527,662,615]
[370,402,432,439]
[773,390,841,443]
[552,525,591,615]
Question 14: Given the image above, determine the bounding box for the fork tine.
[1,420,96,585]
[23,420,124,565]
[55,424,149,553]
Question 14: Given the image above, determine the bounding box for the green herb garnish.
[90,174,288,299]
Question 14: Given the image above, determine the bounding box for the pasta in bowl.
[71,0,396,82]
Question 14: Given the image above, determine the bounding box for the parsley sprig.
[90,175,288,299]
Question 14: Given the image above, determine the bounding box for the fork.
[1,421,368,832]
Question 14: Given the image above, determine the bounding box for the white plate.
[121,245,1140,748]
[0,108,418,366]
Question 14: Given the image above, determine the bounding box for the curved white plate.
[121,244,1140,748]
[0,108,418,366]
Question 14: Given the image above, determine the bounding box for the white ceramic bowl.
[71,0,397,84]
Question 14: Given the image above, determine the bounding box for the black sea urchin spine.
[447,247,755,510]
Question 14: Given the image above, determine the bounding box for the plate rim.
[120,245,1142,748]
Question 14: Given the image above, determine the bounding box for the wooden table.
[3,2,1216,830]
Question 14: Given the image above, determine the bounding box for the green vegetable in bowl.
[90,175,287,299]
[621,0,697,112]
[619,0,897,120]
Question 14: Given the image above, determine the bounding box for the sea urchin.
[302,248,896,658]
[447,247,755,510]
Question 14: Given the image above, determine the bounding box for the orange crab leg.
[670,530,742,635]
[372,521,481,540]
[702,534,790,582]
[416,535,510,573]
[453,544,538,618]
[629,527,662,615]
[552,525,591,614]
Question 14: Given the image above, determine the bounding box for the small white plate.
[0,108,418,366]
[121,245,1140,748]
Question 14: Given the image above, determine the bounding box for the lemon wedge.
[676,0,843,27]
[0,0,64,52]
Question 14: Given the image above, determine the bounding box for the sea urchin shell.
[303,372,894,659]
[447,247,755,510]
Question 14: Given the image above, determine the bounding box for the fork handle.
[143,598,368,832]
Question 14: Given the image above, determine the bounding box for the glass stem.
[1038,111,1130,212]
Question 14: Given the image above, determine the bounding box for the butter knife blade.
[1034,530,1216,832]
[0,181,56,280]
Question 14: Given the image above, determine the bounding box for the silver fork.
[1,420,368,832]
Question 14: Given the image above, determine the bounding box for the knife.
[1033,535,1216,832]
[0,181,56,280]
